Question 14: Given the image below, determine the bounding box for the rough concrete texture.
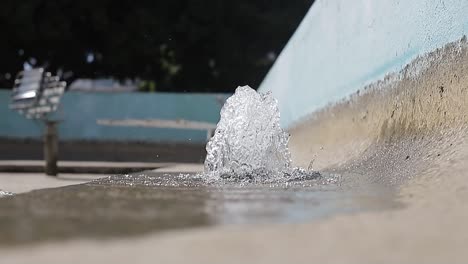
[290,37,468,170]
[0,173,104,193]
[2,38,468,263]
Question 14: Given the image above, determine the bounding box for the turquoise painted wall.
[259,0,468,128]
[0,91,229,143]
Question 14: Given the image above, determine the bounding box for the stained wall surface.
[258,0,468,127]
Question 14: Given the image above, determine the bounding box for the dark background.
[0,0,313,92]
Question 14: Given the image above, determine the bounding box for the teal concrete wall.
[0,90,229,143]
[259,0,468,128]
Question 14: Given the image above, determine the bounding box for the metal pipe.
[44,121,58,176]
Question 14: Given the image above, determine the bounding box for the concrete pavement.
[0,173,103,193]
[0,163,203,194]
[0,160,173,174]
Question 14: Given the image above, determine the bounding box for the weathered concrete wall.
[0,91,229,143]
[259,0,468,128]
[289,38,468,173]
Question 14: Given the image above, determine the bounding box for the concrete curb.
[0,160,174,174]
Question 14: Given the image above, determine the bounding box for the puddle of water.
[0,171,401,246]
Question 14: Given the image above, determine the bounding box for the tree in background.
[0,0,312,92]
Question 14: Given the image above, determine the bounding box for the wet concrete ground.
[0,171,400,246]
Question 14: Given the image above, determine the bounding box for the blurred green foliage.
[0,0,312,92]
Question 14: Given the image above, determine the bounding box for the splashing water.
[0,190,14,197]
[203,86,320,183]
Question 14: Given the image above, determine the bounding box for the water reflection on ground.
[0,171,401,245]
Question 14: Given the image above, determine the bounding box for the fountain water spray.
[204,86,319,183]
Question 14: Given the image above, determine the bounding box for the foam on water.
[0,190,14,197]
[203,86,320,183]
